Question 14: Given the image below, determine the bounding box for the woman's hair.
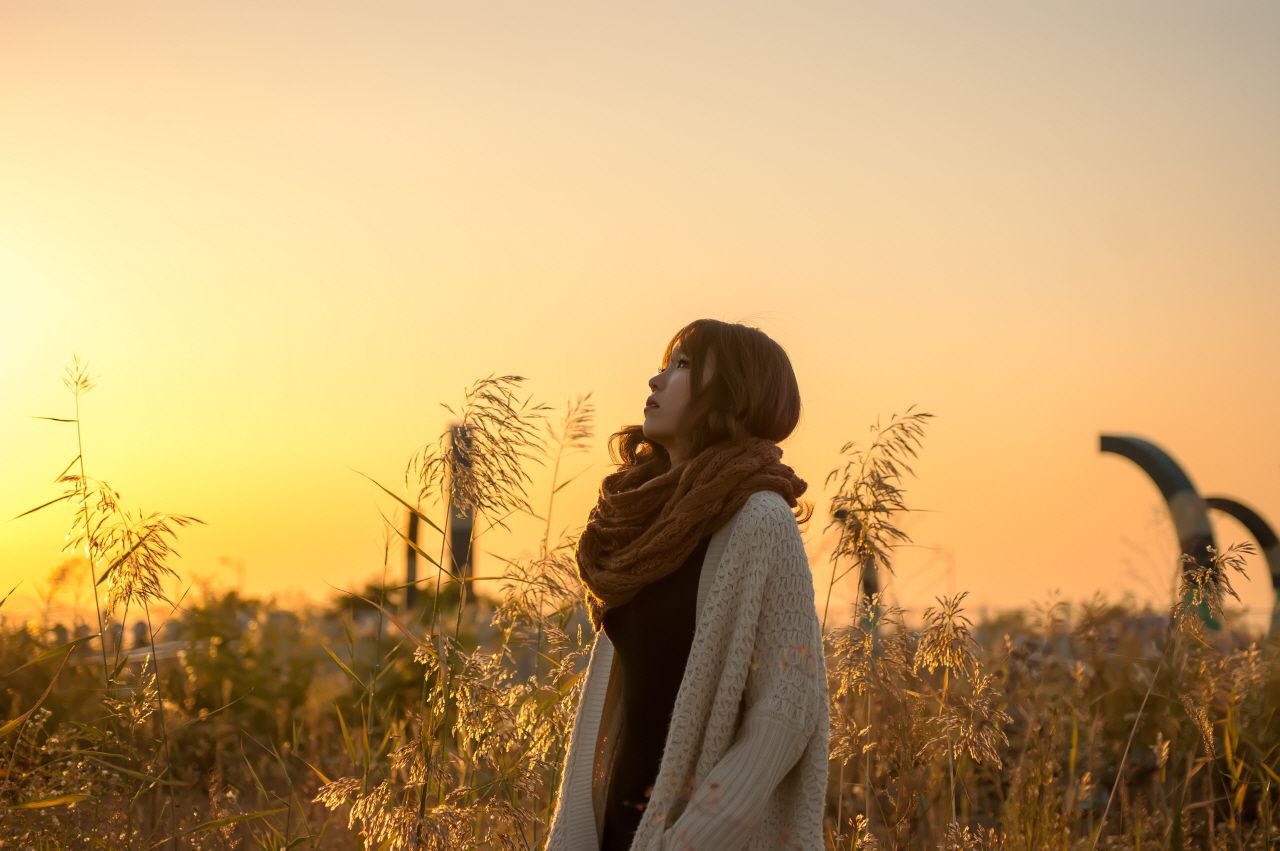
[608,319,806,509]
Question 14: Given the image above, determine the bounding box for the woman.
[545,319,830,851]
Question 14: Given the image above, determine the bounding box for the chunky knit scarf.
[576,435,808,632]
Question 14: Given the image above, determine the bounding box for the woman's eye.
[657,357,688,372]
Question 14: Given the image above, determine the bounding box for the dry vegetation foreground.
[3,361,1277,849]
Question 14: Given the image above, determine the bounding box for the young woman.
[545,319,830,851]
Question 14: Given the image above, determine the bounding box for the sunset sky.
[3,2,1278,631]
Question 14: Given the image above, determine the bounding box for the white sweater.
[545,490,830,850]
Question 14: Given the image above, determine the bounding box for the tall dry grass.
[2,359,1277,849]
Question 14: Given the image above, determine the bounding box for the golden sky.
[3,2,1278,631]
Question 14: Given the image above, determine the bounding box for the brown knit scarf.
[576,434,808,632]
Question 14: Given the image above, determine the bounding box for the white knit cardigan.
[545,489,830,850]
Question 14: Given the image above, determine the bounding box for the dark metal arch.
[1099,434,1217,629]
[1205,495,1280,638]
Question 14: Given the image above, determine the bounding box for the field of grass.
[3,360,1277,849]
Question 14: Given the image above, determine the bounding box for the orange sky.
[3,2,1278,632]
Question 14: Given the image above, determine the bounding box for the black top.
[599,532,713,851]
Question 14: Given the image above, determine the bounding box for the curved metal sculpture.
[1099,434,1217,629]
[1205,495,1280,639]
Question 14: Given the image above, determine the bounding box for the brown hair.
[606,318,811,523]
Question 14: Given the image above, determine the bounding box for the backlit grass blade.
[350,467,446,536]
[11,491,75,521]
[149,807,287,847]
[6,632,99,677]
[321,644,366,691]
[11,794,91,809]
[1,648,73,737]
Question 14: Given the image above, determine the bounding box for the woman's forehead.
[668,329,701,360]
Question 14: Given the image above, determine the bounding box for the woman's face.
[643,341,710,466]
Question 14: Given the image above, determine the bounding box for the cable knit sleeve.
[657,497,824,851]
[543,632,610,849]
